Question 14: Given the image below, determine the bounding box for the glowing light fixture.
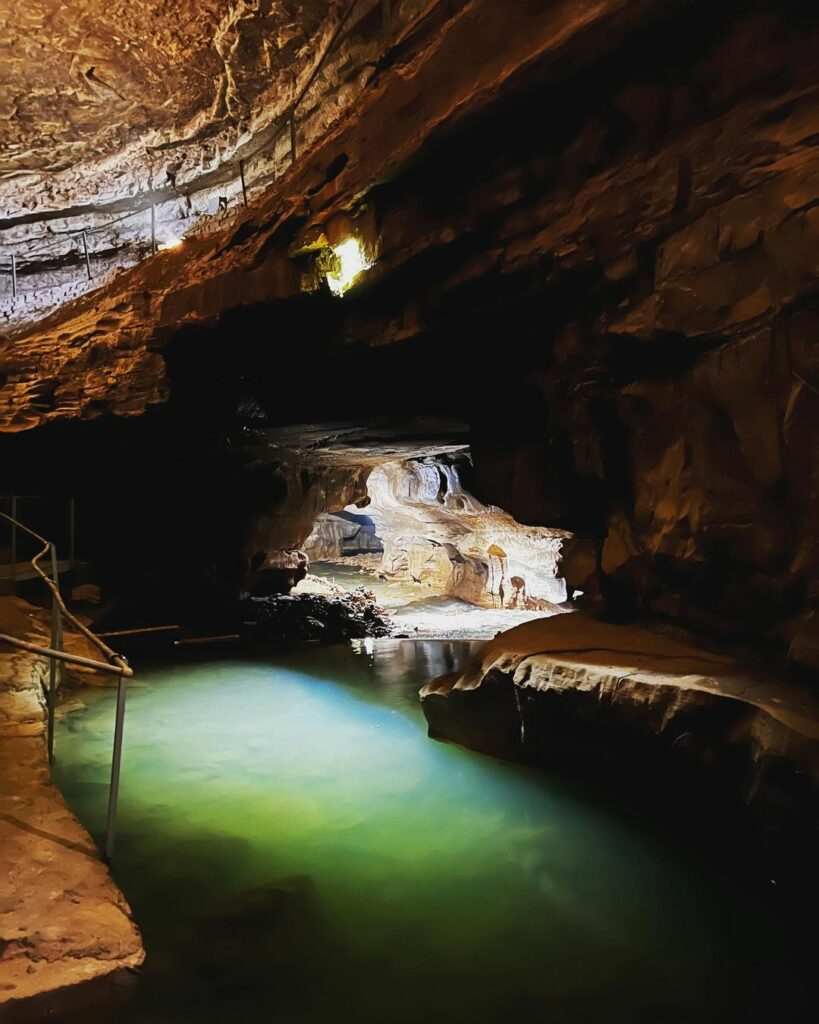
[325,237,372,296]
[158,237,184,251]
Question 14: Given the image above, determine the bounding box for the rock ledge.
[421,613,819,838]
[0,597,144,1011]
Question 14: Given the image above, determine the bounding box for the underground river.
[54,640,807,1023]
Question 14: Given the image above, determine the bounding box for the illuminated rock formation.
[421,612,819,834]
[362,458,568,609]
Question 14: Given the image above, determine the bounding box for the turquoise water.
[55,641,802,1023]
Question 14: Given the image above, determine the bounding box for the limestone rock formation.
[1,0,819,654]
[362,458,569,609]
[421,613,819,835]
[304,510,383,561]
[235,423,468,601]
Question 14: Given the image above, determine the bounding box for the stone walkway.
[0,596,143,1010]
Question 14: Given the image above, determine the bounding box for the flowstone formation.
[339,457,569,610]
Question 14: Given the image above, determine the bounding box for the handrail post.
[11,253,17,299]
[239,160,248,206]
[79,230,92,280]
[47,541,62,764]
[105,671,129,861]
[81,230,92,280]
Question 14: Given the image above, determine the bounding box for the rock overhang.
[0,0,338,215]
[241,417,471,465]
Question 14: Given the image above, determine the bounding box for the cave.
[1,1,819,1021]
[297,450,571,638]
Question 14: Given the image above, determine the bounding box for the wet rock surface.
[240,588,391,643]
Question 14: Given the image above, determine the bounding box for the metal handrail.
[0,509,130,860]
[0,634,133,676]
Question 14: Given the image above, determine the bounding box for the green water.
[54,641,803,1023]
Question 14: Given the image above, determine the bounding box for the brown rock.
[421,613,819,826]
[0,597,144,1008]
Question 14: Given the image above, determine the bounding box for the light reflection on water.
[54,640,798,1023]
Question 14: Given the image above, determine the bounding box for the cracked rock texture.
[0,0,337,215]
[0,597,144,1008]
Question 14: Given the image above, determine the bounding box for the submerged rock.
[240,589,391,644]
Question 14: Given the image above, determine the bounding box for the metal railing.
[0,510,132,860]
[0,0,399,321]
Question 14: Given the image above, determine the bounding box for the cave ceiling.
[0,0,335,214]
[244,418,471,466]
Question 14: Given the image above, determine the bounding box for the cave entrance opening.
[295,454,573,640]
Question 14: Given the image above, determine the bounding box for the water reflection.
[53,641,802,1024]
[350,636,481,691]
